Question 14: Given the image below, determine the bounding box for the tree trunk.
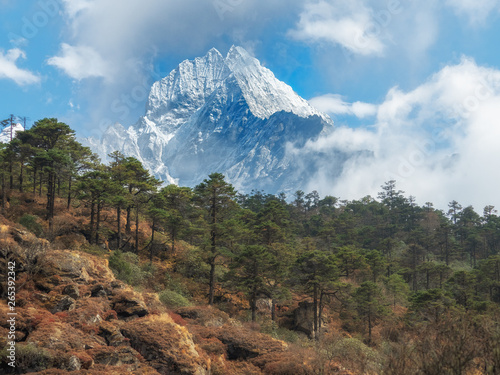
[251,285,257,322]
[368,311,372,344]
[67,174,72,209]
[46,172,55,234]
[444,230,450,265]
[45,173,51,218]
[171,226,176,253]
[18,162,23,193]
[318,290,324,334]
[96,200,101,245]
[313,283,318,340]
[9,161,13,190]
[33,166,36,198]
[39,172,43,197]
[208,192,217,305]
[271,299,276,321]
[126,185,132,234]
[1,173,5,214]
[135,204,139,253]
[208,255,216,305]
[117,206,121,249]
[126,206,131,235]
[149,218,155,264]
[90,201,95,244]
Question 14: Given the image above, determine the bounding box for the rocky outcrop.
[42,250,115,283]
[0,224,329,375]
[0,246,195,374]
[122,314,210,375]
[112,290,149,318]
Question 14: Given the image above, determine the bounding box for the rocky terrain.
[0,214,349,374]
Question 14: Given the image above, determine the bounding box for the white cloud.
[0,48,40,85]
[293,57,500,210]
[61,0,94,19]
[47,43,111,80]
[446,0,500,23]
[288,0,385,56]
[309,94,377,118]
[53,0,307,130]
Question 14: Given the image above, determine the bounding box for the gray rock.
[62,284,80,299]
[51,295,76,314]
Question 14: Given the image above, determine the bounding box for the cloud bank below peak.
[297,57,500,210]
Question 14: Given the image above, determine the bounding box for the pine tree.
[354,281,388,343]
[194,173,237,305]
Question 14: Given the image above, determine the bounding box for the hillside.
[1,119,500,374]
[0,194,354,375]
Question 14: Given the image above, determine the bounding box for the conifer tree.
[194,173,237,305]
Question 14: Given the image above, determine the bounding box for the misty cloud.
[309,94,377,118]
[294,57,500,210]
[48,43,111,80]
[445,0,500,23]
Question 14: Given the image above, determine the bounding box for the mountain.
[0,123,24,143]
[85,46,339,193]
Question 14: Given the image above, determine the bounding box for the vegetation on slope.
[1,118,500,374]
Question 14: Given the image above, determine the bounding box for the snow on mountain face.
[146,48,230,133]
[225,46,330,122]
[85,46,340,193]
[0,123,24,143]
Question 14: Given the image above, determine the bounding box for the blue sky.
[1,0,500,209]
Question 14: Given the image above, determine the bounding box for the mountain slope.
[85,46,337,193]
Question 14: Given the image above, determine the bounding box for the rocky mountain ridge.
[85,46,338,193]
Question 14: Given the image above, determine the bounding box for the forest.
[2,118,500,374]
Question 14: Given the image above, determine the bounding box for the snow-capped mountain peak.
[224,45,331,122]
[85,46,337,193]
[0,123,24,143]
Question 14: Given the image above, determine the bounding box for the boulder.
[91,284,108,298]
[293,301,315,337]
[112,291,148,318]
[67,355,82,371]
[27,321,100,351]
[35,275,62,293]
[90,346,140,366]
[214,326,287,361]
[175,306,231,327]
[122,314,210,375]
[99,321,129,347]
[62,284,80,299]
[43,250,115,283]
[51,296,76,314]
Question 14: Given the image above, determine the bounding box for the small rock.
[51,295,76,314]
[112,291,148,318]
[35,275,61,293]
[67,355,82,371]
[99,322,129,347]
[89,314,103,324]
[62,284,80,299]
[79,267,90,283]
[91,284,108,298]
[111,280,123,289]
[34,292,49,302]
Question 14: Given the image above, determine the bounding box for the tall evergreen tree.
[194,173,237,305]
